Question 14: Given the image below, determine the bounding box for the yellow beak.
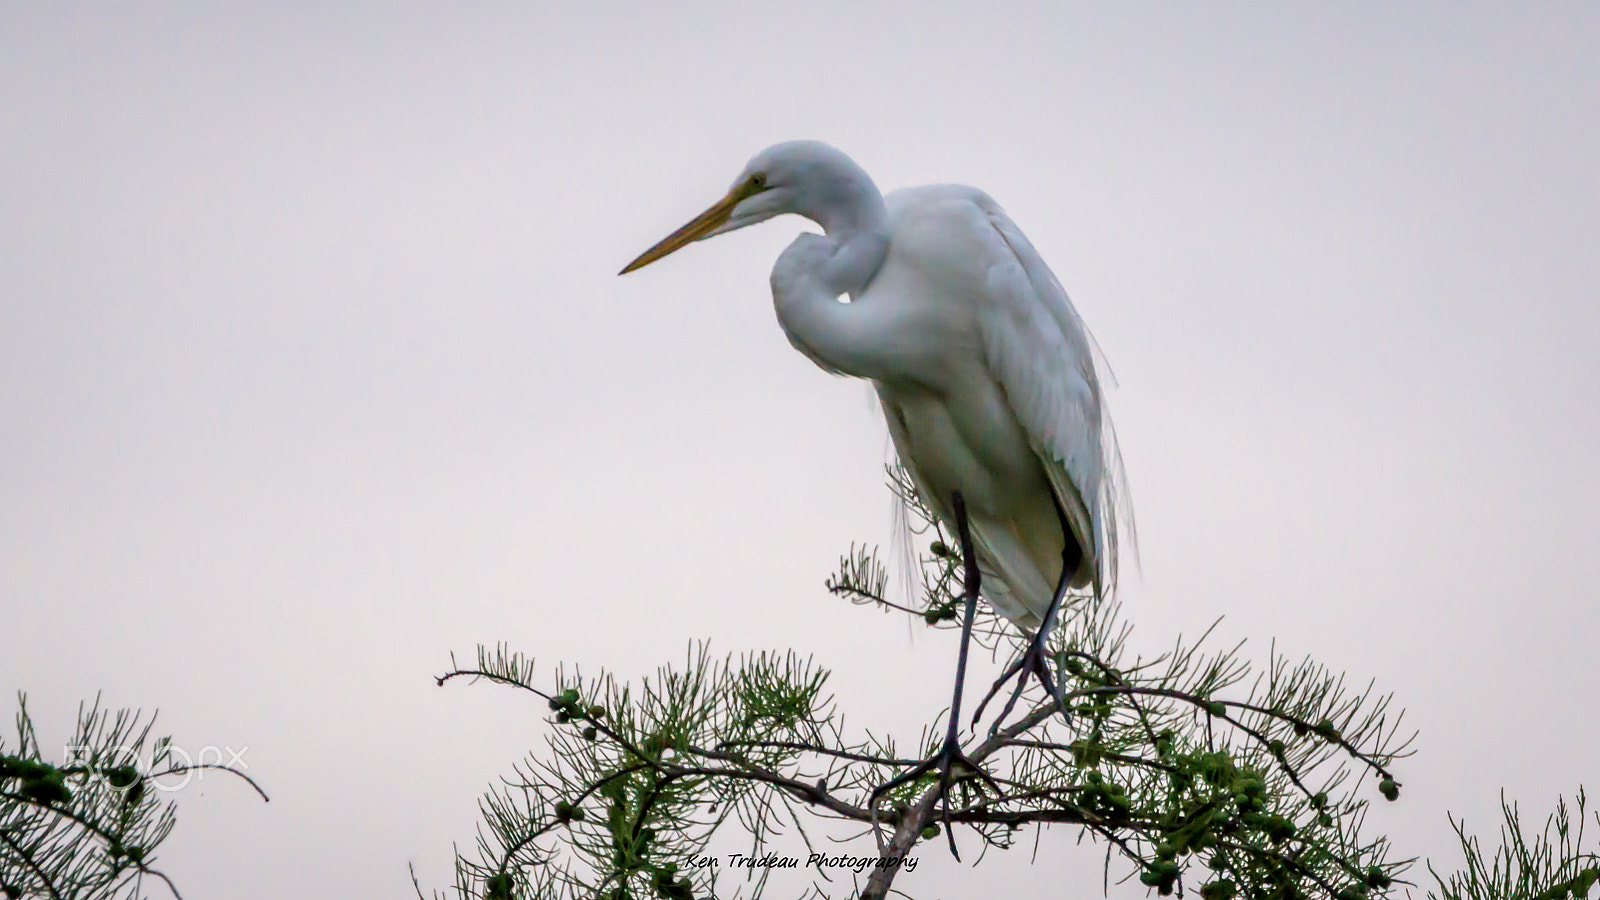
[618,182,760,275]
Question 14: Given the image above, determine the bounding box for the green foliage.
[432,645,843,900]
[425,472,1421,900]
[422,466,1584,899]
[0,693,270,899]
[431,607,1418,900]
[0,694,267,899]
[0,694,179,899]
[1429,790,1600,900]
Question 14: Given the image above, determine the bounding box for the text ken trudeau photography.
[684,852,920,874]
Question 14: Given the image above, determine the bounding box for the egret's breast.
[879,373,1067,625]
[877,370,1051,522]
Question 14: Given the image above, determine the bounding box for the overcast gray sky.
[2,2,1597,897]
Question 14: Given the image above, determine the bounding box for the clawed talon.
[972,628,1071,733]
[869,735,1000,860]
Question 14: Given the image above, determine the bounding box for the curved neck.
[771,226,892,380]
[808,183,890,300]
[821,225,890,301]
[769,158,893,378]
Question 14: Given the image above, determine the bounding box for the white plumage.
[622,141,1128,635]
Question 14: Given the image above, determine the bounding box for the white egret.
[620,141,1129,847]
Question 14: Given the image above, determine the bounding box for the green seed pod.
[583,725,598,741]
[106,765,140,790]
[930,541,951,557]
[1379,777,1399,801]
[923,608,941,625]
[588,705,607,719]
[485,870,514,900]
[19,775,70,805]
[1206,701,1226,717]
[921,824,941,840]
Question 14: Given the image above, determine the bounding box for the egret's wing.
[969,194,1128,599]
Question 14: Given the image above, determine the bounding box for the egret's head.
[618,140,874,275]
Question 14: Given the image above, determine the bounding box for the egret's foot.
[869,736,999,861]
[972,629,1070,734]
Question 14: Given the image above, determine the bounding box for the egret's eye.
[748,173,766,189]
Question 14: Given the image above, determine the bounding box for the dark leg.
[971,501,1083,732]
[970,563,1073,732]
[869,491,997,860]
